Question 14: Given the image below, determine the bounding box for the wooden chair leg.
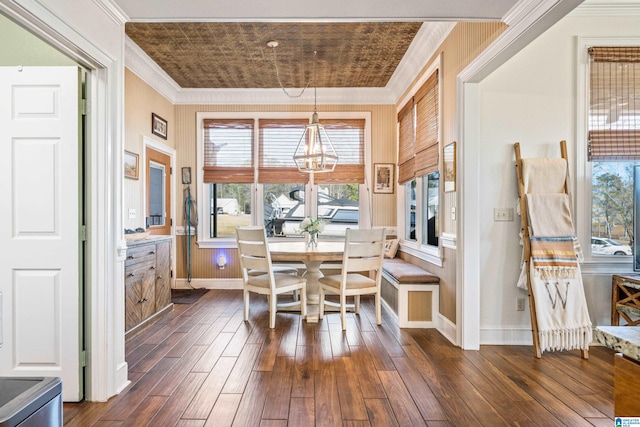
[355,295,360,314]
[269,293,277,329]
[243,289,250,321]
[375,293,381,325]
[340,293,347,331]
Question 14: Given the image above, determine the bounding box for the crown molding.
[125,36,181,103]
[569,0,640,16]
[173,87,394,105]
[386,21,455,104]
[92,0,129,25]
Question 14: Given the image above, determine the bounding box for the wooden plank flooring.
[64,289,615,426]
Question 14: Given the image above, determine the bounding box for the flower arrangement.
[298,216,326,247]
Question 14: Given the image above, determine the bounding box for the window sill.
[399,242,443,267]
[580,258,635,275]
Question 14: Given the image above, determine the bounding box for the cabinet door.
[125,272,142,331]
[140,270,156,322]
[155,240,172,310]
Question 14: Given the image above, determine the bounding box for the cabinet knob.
[127,255,134,260]
[128,272,135,277]
[137,297,148,303]
[157,275,162,280]
[150,251,156,255]
[150,266,155,270]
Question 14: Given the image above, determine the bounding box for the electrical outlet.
[517,297,526,311]
[451,207,456,221]
[494,208,514,222]
[128,208,136,219]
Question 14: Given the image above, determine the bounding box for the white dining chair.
[318,228,386,330]
[236,226,307,328]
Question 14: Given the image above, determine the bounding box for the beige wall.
[396,22,507,323]
[174,103,397,279]
[124,69,176,230]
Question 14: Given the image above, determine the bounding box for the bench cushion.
[382,259,439,284]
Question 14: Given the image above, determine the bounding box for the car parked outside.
[591,237,632,256]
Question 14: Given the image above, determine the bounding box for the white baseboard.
[480,326,534,345]
[437,314,457,345]
[173,278,243,290]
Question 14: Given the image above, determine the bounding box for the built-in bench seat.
[381,258,440,328]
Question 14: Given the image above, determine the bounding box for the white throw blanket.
[522,158,568,194]
[527,259,592,352]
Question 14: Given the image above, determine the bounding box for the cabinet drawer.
[125,244,157,268]
[125,262,156,284]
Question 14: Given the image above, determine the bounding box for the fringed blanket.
[528,259,592,353]
[530,237,578,280]
[525,193,581,279]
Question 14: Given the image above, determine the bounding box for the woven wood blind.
[588,46,640,161]
[398,99,415,184]
[314,119,365,184]
[203,119,254,183]
[415,70,439,176]
[258,119,310,183]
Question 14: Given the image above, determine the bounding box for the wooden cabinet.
[125,237,173,334]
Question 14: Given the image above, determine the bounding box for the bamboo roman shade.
[203,119,254,183]
[398,99,415,184]
[314,119,365,184]
[415,70,439,176]
[588,46,640,161]
[398,69,439,183]
[258,119,310,183]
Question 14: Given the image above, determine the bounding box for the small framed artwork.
[124,150,139,180]
[444,141,456,192]
[151,113,168,140]
[181,167,192,185]
[374,163,394,194]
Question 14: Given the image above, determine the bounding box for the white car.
[591,237,632,256]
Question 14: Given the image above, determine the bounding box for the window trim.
[396,55,442,266]
[195,111,372,249]
[576,37,640,274]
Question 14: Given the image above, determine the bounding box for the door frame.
[143,136,176,288]
[0,2,128,401]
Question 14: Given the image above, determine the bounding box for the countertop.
[594,326,640,362]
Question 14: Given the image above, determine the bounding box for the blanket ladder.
[514,140,588,360]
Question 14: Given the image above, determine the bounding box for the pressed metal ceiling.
[125,22,423,89]
[119,0,525,91]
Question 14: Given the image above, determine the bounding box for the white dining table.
[269,240,345,322]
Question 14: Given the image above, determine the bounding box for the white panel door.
[0,66,82,401]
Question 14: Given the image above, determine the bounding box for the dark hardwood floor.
[64,289,615,426]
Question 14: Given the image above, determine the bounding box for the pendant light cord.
[269,42,311,99]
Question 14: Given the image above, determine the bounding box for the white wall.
[477,11,640,344]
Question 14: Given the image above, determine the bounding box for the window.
[397,67,441,262]
[586,46,640,260]
[196,112,370,246]
[423,172,439,247]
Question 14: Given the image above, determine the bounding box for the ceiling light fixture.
[266,43,338,173]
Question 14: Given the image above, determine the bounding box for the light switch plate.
[494,208,514,222]
[128,208,136,219]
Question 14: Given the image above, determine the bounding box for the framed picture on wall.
[374,163,394,194]
[444,141,456,192]
[124,150,139,180]
[152,113,168,140]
